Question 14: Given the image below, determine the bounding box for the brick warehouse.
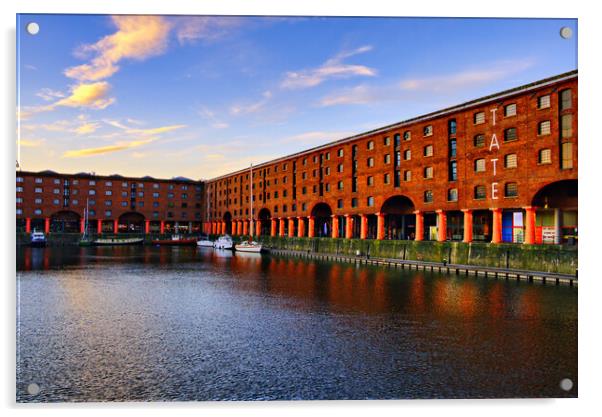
[16,171,203,235]
[204,70,578,245]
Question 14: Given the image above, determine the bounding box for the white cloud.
[229,90,272,115]
[281,45,376,89]
[173,16,243,45]
[36,88,66,101]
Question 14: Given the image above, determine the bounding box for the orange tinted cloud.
[55,82,115,109]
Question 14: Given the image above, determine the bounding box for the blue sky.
[17,15,577,179]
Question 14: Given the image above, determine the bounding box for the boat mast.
[83,197,89,238]
[249,163,254,237]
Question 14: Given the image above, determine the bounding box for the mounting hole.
[560,27,572,39]
[559,378,574,392]
[26,22,40,35]
[27,383,40,395]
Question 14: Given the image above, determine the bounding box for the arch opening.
[532,180,577,244]
[311,203,332,237]
[50,210,81,233]
[380,195,416,240]
[118,212,145,233]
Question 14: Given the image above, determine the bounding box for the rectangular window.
[351,198,358,208]
[475,159,486,172]
[424,166,433,179]
[449,139,457,158]
[538,95,550,109]
[561,114,573,138]
[504,103,517,117]
[34,187,42,193]
[404,170,411,181]
[423,125,433,136]
[424,190,433,203]
[105,190,112,196]
[403,131,411,141]
[448,188,458,202]
[449,161,457,181]
[561,142,573,169]
[474,112,485,124]
[538,120,551,135]
[404,149,411,160]
[539,148,552,164]
[384,154,391,164]
[423,145,433,157]
[367,176,374,186]
[367,140,374,150]
[35,178,43,183]
[505,183,518,197]
[338,148,344,157]
[504,153,517,169]
[17,186,24,192]
[338,180,344,190]
[474,134,485,147]
[367,196,374,207]
[383,137,390,146]
[384,173,390,184]
[367,157,374,167]
[474,185,486,199]
[504,127,517,142]
[560,89,572,110]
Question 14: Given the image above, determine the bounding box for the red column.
[524,206,536,245]
[98,219,103,235]
[160,220,165,234]
[222,221,227,235]
[145,220,150,234]
[308,216,315,238]
[376,212,385,240]
[256,220,261,237]
[279,218,285,237]
[25,218,31,233]
[436,210,447,242]
[80,218,85,234]
[113,219,119,234]
[414,211,423,241]
[462,209,473,243]
[331,215,339,238]
[271,219,277,237]
[491,208,502,244]
[298,217,305,237]
[360,214,368,239]
[345,215,353,239]
[288,218,295,237]
[44,217,50,234]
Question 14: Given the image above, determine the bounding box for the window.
[505,182,518,197]
[367,140,374,150]
[474,111,485,124]
[423,145,433,157]
[474,134,485,147]
[337,180,344,190]
[337,148,344,157]
[424,166,433,179]
[325,152,330,161]
[504,103,517,117]
[561,114,573,138]
[449,139,457,158]
[121,201,128,207]
[423,125,433,136]
[89,180,96,186]
[89,189,96,195]
[17,186,23,192]
[393,134,401,148]
[16,197,23,203]
[351,198,358,208]
[504,153,517,169]
[324,167,330,176]
[105,200,112,206]
[105,181,112,186]
[367,176,374,186]
[35,178,42,183]
[424,190,433,203]
[538,95,551,109]
[53,179,60,184]
[449,160,457,181]
[474,185,486,200]
[448,119,457,135]
[302,158,307,166]
[153,183,159,189]
[34,187,42,193]
[105,210,112,217]
[16,208,22,215]
[560,89,572,110]
[72,200,78,205]
[403,149,411,160]
[367,157,375,167]
[539,148,552,164]
[538,120,551,135]
[16,177,24,182]
[384,173,390,184]
[561,142,573,169]
[404,170,411,181]
[504,127,517,142]
[384,154,391,164]
[448,188,458,202]
[403,131,411,141]
[337,164,343,173]
[302,203,307,211]
[302,186,307,194]
[325,183,330,192]
[337,199,343,209]
[367,196,375,207]
[122,191,128,197]
[34,198,42,204]
[383,136,390,146]
[105,190,112,196]
[153,192,159,198]
[474,159,486,172]
[34,209,42,215]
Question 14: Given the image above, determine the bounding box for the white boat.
[214,235,233,250]
[30,230,47,247]
[234,240,263,253]
[197,239,214,247]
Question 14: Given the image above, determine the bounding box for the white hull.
[197,240,214,247]
[214,235,234,250]
[234,245,263,253]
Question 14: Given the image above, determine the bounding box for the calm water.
[16,246,577,401]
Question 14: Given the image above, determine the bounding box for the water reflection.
[16,246,577,401]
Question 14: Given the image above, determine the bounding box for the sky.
[16,15,577,180]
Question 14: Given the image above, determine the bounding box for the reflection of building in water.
[204,71,577,246]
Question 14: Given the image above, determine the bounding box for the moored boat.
[234,240,263,253]
[214,235,233,250]
[94,237,144,246]
[30,231,47,247]
[197,238,214,247]
[152,234,198,246]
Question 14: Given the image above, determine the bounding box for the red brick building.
[204,70,578,245]
[16,171,203,235]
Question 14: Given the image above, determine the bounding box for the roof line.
[207,69,577,182]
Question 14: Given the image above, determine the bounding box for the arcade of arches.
[204,181,578,245]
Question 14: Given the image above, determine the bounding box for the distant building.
[204,71,578,245]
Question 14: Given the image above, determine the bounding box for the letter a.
[489,133,500,151]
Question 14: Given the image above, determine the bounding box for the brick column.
[44,217,51,234]
[298,217,305,237]
[414,211,423,241]
[308,216,315,238]
[331,215,339,238]
[376,212,385,240]
[344,215,353,239]
[360,214,368,239]
[462,209,473,243]
[243,220,248,235]
[524,206,536,245]
[145,220,150,234]
[288,217,295,237]
[25,218,31,233]
[279,218,285,237]
[436,210,447,242]
[98,219,103,235]
[271,218,277,237]
[113,219,119,234]
[256,220,261,237]
[80,218,85,234]
[491,208,502,244]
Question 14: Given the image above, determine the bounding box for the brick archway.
[380,195,416,240]
[311,202,332,237]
